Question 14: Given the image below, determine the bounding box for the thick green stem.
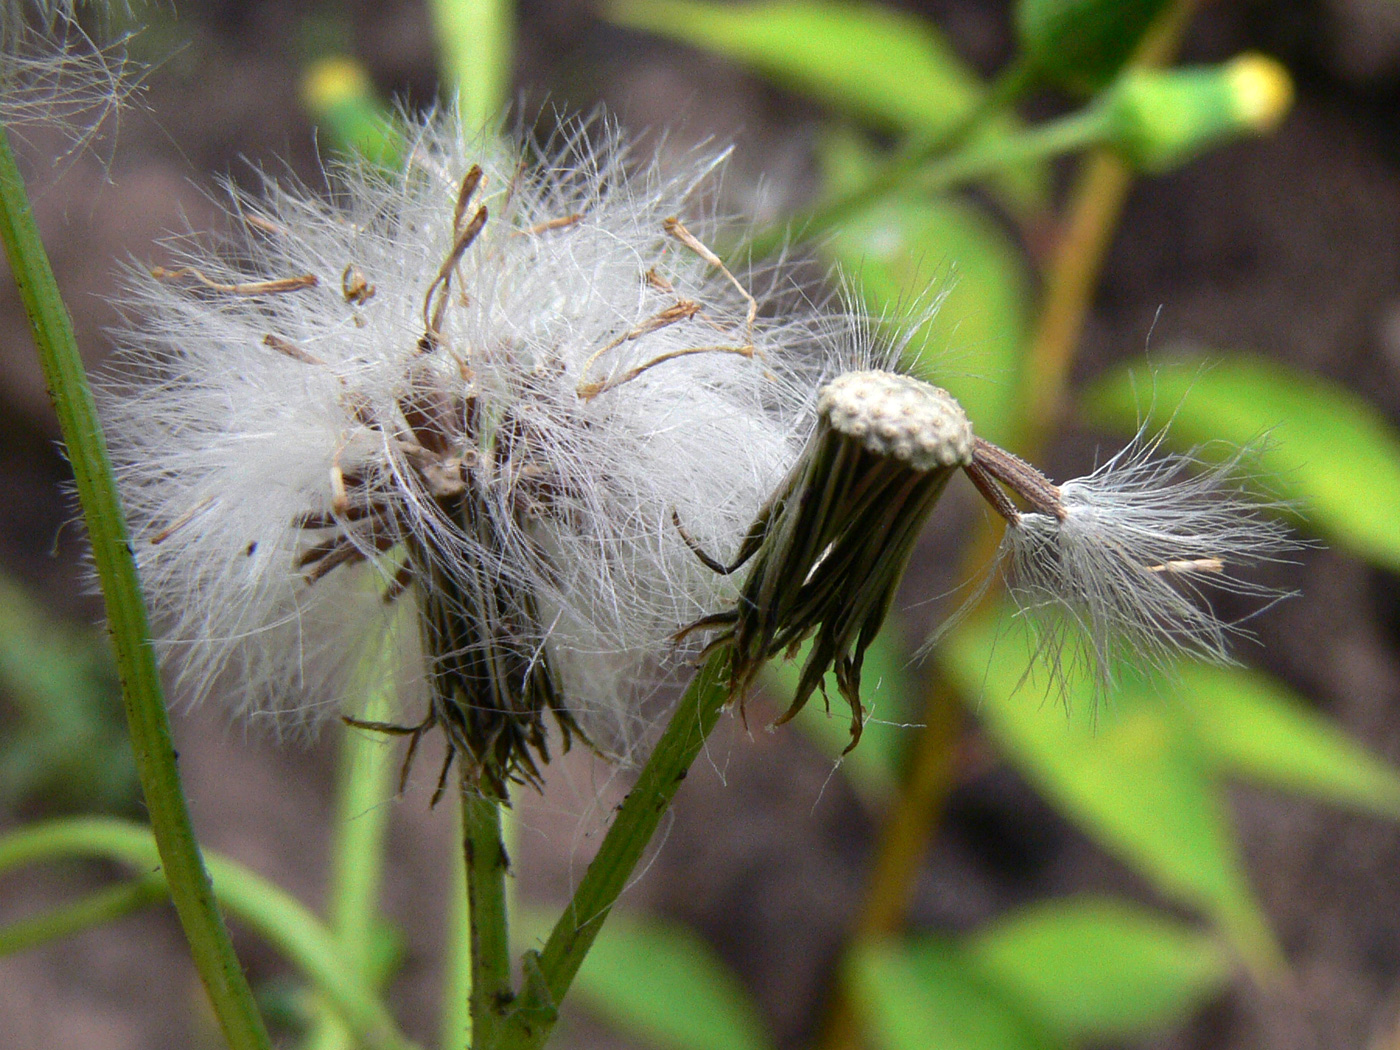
[463,786,513,1050]
[0,874,168,956]
[498,652,730,1050]
[0,128,272,1050]
[429,0,514,131]
[0,818,421,1050]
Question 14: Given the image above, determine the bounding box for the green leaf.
[1166,663,1400,818]
[1083,353,1400,571]
[606,0,983,137]
[850,938,1062,1050]
[604,0,1047,211]
[515,907,773,1050]
[939,612,1280,976]
[763,618,913,805]
[966,897,1230,1039]
[819,165,1030,447]
[1016,0,1170,94]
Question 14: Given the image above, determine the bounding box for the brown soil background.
[4,1,1400,1048]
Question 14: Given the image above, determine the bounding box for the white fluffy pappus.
[979,432,1301,689]
[101,108,864,776]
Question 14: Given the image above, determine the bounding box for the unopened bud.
[1104,54,1293,173]
[300,56,403,166]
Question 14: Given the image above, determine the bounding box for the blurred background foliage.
[4,1,1400,1049]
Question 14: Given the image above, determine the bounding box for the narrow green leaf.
[763,619,913,805]
[606,0,983,136]
[966,896,1230,1039]
[1166,663,1400,818]
[516,907,773,1050]
[1083,353,1400,571]
[939,612,1280,976]
[849,938,1062,1050]
[819,171,1030,447]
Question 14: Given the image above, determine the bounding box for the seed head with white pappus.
[101,110,855,796]
[962,431,1300,692]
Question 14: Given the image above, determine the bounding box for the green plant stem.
[303,636,402,1050]
[440,794,473,1050]
[0,127,273,1050]
[914,104,1110,196]
[429,0,514,131]
[497,651,729,1050]
[463,785,513,1050]
[0,817,421,1050]
[0,874,168,956]
[745,56,1036,258]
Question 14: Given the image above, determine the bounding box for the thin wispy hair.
[995,429,1302,692]
[101,106,868,763]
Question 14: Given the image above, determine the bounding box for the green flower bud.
[1016,0,1171,94]
[300,56,403,167]
[1103,54,1293,173]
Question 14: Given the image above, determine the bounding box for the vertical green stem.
[429,0,515,131]
[463,785,513,1050]
[0,127,272,1050]
[439,794,473,1050]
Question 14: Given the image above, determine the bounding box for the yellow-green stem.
[818,6,1208,1050]
[429,0,514,131]
[745,57,1036,258]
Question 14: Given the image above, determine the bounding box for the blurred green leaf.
[1016,0,1170,94]
[607,0,984,136]
[0,573,133,811]
[819,137,1030,446]
[939,612,1280,976]
[763,618,913,806]
[1164,663,1400,818]
[850,938,1062,1050]
[516,907,773,1050]
[604,0,1047,211]
[966,896,1230,1039]
[1083,353,1400,571]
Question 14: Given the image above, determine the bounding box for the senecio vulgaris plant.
[86,98,1299,1048]
[0,3,1314,1045]
[103,107,1291,793]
